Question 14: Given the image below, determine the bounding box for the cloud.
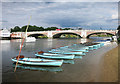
[2,2,118,30]
[1,0,120,2]
[112,13,118,19]
[2,20,7,22]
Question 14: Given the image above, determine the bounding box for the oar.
[14,16,32,72]
[14,38,25,72]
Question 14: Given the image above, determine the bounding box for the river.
[0,37,118,82]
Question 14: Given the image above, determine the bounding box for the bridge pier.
[47,31,53,39]
[82,36,87,38]
[81,30,87,38]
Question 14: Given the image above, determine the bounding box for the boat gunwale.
[37,53,75,56]
[11,57,63,62]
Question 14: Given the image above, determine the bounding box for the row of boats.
[11,42,105,67]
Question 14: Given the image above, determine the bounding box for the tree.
[21,25,27,32]
[38,26,44,31]
[78,28,82,30]
[12,26,21,32]
[45,27,58,31]
[10,28,14,32]
[117,25,120,30]
[62,28,71,30]
[10,25,84,32]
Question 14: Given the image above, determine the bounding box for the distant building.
[56,29,61,31]
[0,29,11,39]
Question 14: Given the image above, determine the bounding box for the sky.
[1,1,119,30]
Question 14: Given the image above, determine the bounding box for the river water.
[1,37,118,82]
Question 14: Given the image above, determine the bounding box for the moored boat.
[49,51,86,55]
[35,52,75,60]
[11,56,63,67]
[86,46,94,50]
[63,51,86,55]
[69,49,89,52]
[25,37,36,42]
[51,47,89,53]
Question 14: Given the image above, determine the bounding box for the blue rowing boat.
[69,49,89,52]
[35,53,75,59]
[51,47,89,52]
[48,50,86,55]
[11,56,63,67]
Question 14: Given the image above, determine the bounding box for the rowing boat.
[35,53,75,59]
[11,56,63,67]
[48,51,86,55]
[51,47,89,52]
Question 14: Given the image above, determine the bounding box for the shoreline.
[98,44,118,82]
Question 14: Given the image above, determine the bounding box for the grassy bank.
[38,36,48,38]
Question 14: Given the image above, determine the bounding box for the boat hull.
[25,37,36,42]
[48,51,86,55]
[35,54,75,59]
[11,57,63,67]
[51,48,89,52]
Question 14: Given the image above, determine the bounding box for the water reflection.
[1,40,11,51]
[45,39,53,48]
[74,56,83,59]
[63,60,74,64]
[10,39,22,42]
[89,37,112,41]
[25,42,36,46]
[0,40,10,44]
[13,64,63,72]
[80,38,87,44]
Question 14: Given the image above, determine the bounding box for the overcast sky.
[1,1,118,30]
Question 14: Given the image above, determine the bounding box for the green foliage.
[38,35,48,38]
[61,34,79,38]
[117,25,120,30]
[11,26,21,32]
[21,25,45,32]
[117,37,120,40]
[44,27,58,31]
[62,28,74,30]
[10,28,14,32]
[21,25,27,32]
[10,25,81,32]
[91,34,112,37]
[78,28,82,30]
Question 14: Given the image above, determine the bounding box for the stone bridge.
[11,30,117,38]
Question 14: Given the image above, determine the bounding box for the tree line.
[10,25,82,32]
[117,25,120,42]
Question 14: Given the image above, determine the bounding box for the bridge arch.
[28,33,48,39]
[53,32,82,38]
[86,32,115,38]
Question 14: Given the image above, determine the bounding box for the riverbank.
[98,44,118,82]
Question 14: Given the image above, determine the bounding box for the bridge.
[11,30,117,39]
